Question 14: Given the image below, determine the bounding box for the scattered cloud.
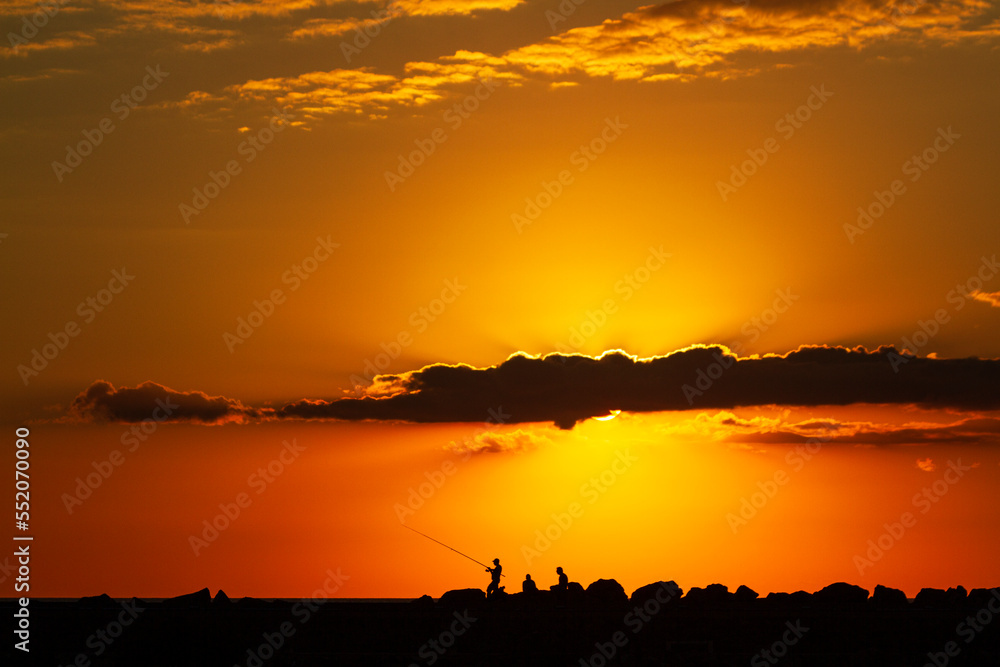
[82,0,998,125]
[70,380,264,424]
[724,415,1000,446]
[971,290,1000,308]
[447,428,549,455]
[916,457,936,471]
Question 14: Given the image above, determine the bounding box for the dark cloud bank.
[71,345,1000,429]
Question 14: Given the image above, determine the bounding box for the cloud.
[971,290,1000,308]
[285,345,1000,429]
[71,380,265,424]
[447,428,549,455]
[71,345,1000,430]
[157,0,1000,125]
[498,0,999,82]
[916,457,936,471]
[724,415,1000,446]
[162,53,520,121]
[389,0,524,17]
[289,15,392,40]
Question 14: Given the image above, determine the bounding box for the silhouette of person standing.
[522,574,538,593]
[486,558,502,597]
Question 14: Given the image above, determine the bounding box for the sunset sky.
[3,0,1000,600]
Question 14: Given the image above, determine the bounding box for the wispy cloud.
[447,428,549,455]
[971,290,1000,307]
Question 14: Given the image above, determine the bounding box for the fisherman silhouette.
[486,558,502,597]
[522,574,538,593]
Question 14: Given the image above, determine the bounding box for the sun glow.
[593,410,622,422]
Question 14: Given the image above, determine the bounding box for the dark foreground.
[6,581,1000,666]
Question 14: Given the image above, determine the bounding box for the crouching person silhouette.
[486,558,503,597]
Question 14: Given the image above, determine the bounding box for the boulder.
[585,579,628,608]
[944,586,968,606]
[683,583,732,607]
[914,588,947,608]
[439,588,485,609]
[630,581,682,607]
[871,584,908,608]
[813,582,869,607]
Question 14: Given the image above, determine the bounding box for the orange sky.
[2,0,1000,599]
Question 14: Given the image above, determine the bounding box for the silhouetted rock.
[764,590,813,607]
[789,590,812,605]
[162,587,212,608]
[945,585,968,605]
[77,593,116,608]
[8,580,1000,666]
[735,584,759,602]
[683,583,732,607]
[411,594,434,609]
[915,587,947,608]
[585,578,628,607]
[871,584,908,608]
[213,589,232,606]
[813,582,869,607]
[439,588,485,609]
[565,581,586,604]
[968,587,1000,609]
[630,581,682,607]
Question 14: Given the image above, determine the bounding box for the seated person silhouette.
[550,566,568,592]
[486,558,502,597]
[522,574,538,593]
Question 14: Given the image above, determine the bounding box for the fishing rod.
[402,525,505,577]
